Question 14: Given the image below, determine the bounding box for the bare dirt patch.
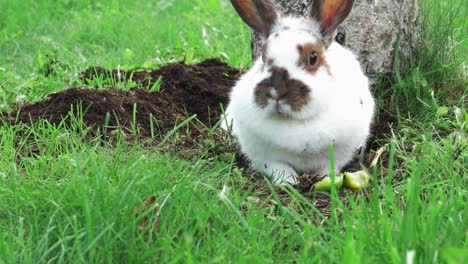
[7,59,240,138]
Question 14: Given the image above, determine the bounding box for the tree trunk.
[252,0,421,77]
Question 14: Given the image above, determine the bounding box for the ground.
[7,59,239,137]
[0,0,466,263]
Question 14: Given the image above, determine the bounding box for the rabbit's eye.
[309,52,318,66]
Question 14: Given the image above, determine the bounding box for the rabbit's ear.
[230,0,278,38]
[310,0,355,46]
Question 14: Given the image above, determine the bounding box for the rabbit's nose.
[270,89,279,99]
[270,87,287,100]
[269,89,287,101]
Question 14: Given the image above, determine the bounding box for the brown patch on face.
[286,79,311,112]
[297,43,331,75]
[261,42,269,62]
[255,79,271,108]
[255,67,311,112]
[261,43,274,68]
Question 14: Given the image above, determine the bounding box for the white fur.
[222,17,375,185]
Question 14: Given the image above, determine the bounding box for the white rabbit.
[222,0,375,185]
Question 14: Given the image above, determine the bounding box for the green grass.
[0,0,467,263]
[0,0,251,109]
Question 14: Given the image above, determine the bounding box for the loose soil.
[2,58,393,217]
[7,59,241,138]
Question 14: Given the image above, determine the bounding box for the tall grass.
[391,0,467,111]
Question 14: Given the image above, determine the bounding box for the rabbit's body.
[224,1,374,184]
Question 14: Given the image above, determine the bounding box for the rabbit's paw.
[256,161,299,186]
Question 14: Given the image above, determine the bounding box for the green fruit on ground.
[314,175,344,191]
[343,171,370,190]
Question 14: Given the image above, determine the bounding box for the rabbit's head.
[230,0,356,119]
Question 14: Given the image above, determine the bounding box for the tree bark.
[252,0,421,77]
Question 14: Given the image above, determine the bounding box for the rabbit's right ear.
[310,0,355,46]
[230,0,278,38]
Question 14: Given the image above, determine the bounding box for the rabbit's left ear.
[310,0,355,46]
[230,0,278,38]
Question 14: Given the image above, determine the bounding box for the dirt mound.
[7,59,241,137]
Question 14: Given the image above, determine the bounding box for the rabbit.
[222,0,375,185]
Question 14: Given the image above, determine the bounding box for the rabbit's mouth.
[271,99,290,114]
[274,100,282,113]
[264,99,295,118]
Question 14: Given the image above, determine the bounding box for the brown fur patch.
[255,67,311,112]
[261,43,269,62]
[255,79,271,108]
[297,43,331,75]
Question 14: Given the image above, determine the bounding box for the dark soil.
[7,59,241,138]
